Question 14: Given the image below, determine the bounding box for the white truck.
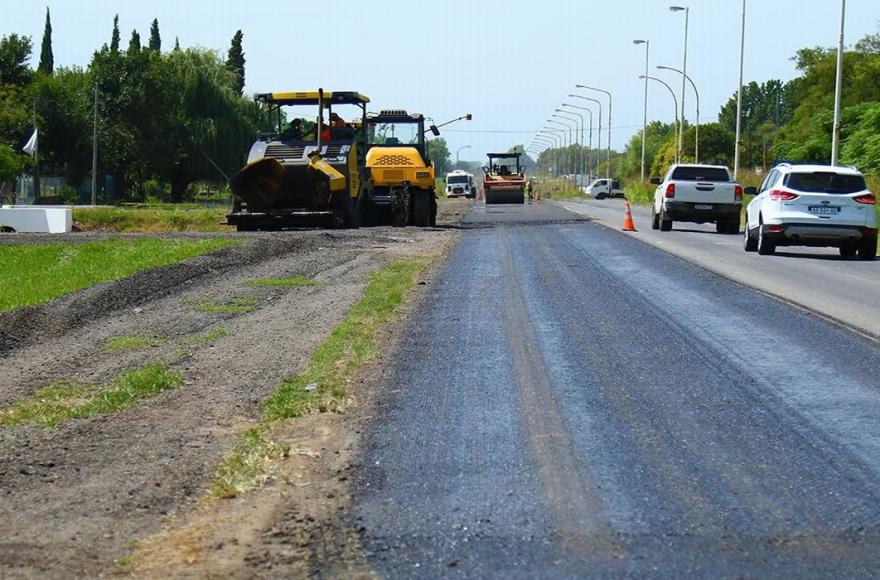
[651,164,742,233]
[585,177,624,199]
[445,170,476,198]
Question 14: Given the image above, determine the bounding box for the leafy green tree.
[427,137,451,176]
[38,7,53,75]
[0,34,33,86]
[29,67,93,184]
[127,30,141,55]
[110,15,120,53]
[681,122,735,168]
[226,30,245,94]
[149,19,161,52]
[843,102,880,177]
[0,142,26,182]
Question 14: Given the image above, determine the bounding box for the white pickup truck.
[651,164,743,233]
[585,178,624,199]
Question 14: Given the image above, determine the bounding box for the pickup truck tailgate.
[672,181,737,204]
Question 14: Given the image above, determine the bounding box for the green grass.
[210,256,431,498]
[0,362,182,428]
[244,276,323,288]
[623,180,654,205]
[195,295,258,314]
[73,207,232,233]
[0,238,241,313]
[184,327,229,346]
[210,427,289,498]
[105,335,162,352]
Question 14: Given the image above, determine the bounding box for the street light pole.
[576,85,612,180]
[456,144,471,166]
[554,112,580,176]
[569,95,601,177]
[556,103,593,180]
[658,65,700,162]
[640,75,679,165]
[734,0,746,179]
[634,39,650,181]
[564,105,593,178]
[543,127,566,176]
[670,6,689,162]
[547,119,572,175]
[831,0,846,166]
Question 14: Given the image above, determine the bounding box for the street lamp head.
[670,6,686,12]
[657,65,671,70]
[638,75,647,79]
[633,39,646,45]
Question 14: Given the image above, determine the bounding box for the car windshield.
[447,175,469,184]
[670,167,730,181]
[785,172,867,194]
[369,122,420,145]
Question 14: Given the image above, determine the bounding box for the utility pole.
[734,0,746,179]
[831,0,846,166]
[634,40,650,181]
[91,83,99,205]
[32,101,40,201]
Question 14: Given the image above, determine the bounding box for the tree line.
[0,9,262,202]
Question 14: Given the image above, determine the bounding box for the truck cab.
[446,171,475,198]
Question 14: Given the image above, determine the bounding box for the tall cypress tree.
[128,30,141,54]
[38,7,53,74]
[110,15,120,53]
[226,30,245,94]
[149,18,161,52]
[173,37,180,52]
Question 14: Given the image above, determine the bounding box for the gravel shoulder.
[0,199,466,578]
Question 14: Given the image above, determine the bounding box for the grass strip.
[73,207,232,233]
[184,328,229,346]
[0,238,241,313]
[105,334,162,352]
[0,362,182,428]
[244,276,323,288]
[210,256,431,498]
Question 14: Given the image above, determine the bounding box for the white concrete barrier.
[0,206,73,233]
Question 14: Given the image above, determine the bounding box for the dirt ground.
[0,199,469,578]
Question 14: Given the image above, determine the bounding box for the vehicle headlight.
[416,171,430,179]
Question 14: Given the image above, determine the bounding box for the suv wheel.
[651,206,660,230]
[757,224,776,255]
[840,244,857,258]
[858,238,877,261]
[743,224,758,252]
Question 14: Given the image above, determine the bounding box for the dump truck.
[227,90,369,231]
[364,110,439,227]
[483,152,525,204]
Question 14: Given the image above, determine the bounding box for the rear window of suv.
[785,172,866,194]
[670,167,730,181]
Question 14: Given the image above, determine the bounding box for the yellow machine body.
[366,146,435,190]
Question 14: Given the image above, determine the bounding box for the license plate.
[694,204,713,210]
[809,206,840,215]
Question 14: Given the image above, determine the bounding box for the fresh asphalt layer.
[560,198,880,339]
[352,202,880,577]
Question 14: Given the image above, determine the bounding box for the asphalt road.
[560,198,880,339]
[353,202,880,577]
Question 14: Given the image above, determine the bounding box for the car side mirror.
[744,186,757,196]
[649,177,661,185]
[429,125,440,136]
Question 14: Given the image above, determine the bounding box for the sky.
[3,0,879,162]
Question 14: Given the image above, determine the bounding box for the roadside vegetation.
[210,256,431,498]
[0,238,241,312]
[105,334,162,352]
[0,362,181,428]
[73,206,231,233]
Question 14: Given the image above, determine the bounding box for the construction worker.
[330,112,346,128]
[526,179,534,204]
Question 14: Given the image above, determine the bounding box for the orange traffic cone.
[622,201,637,232]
